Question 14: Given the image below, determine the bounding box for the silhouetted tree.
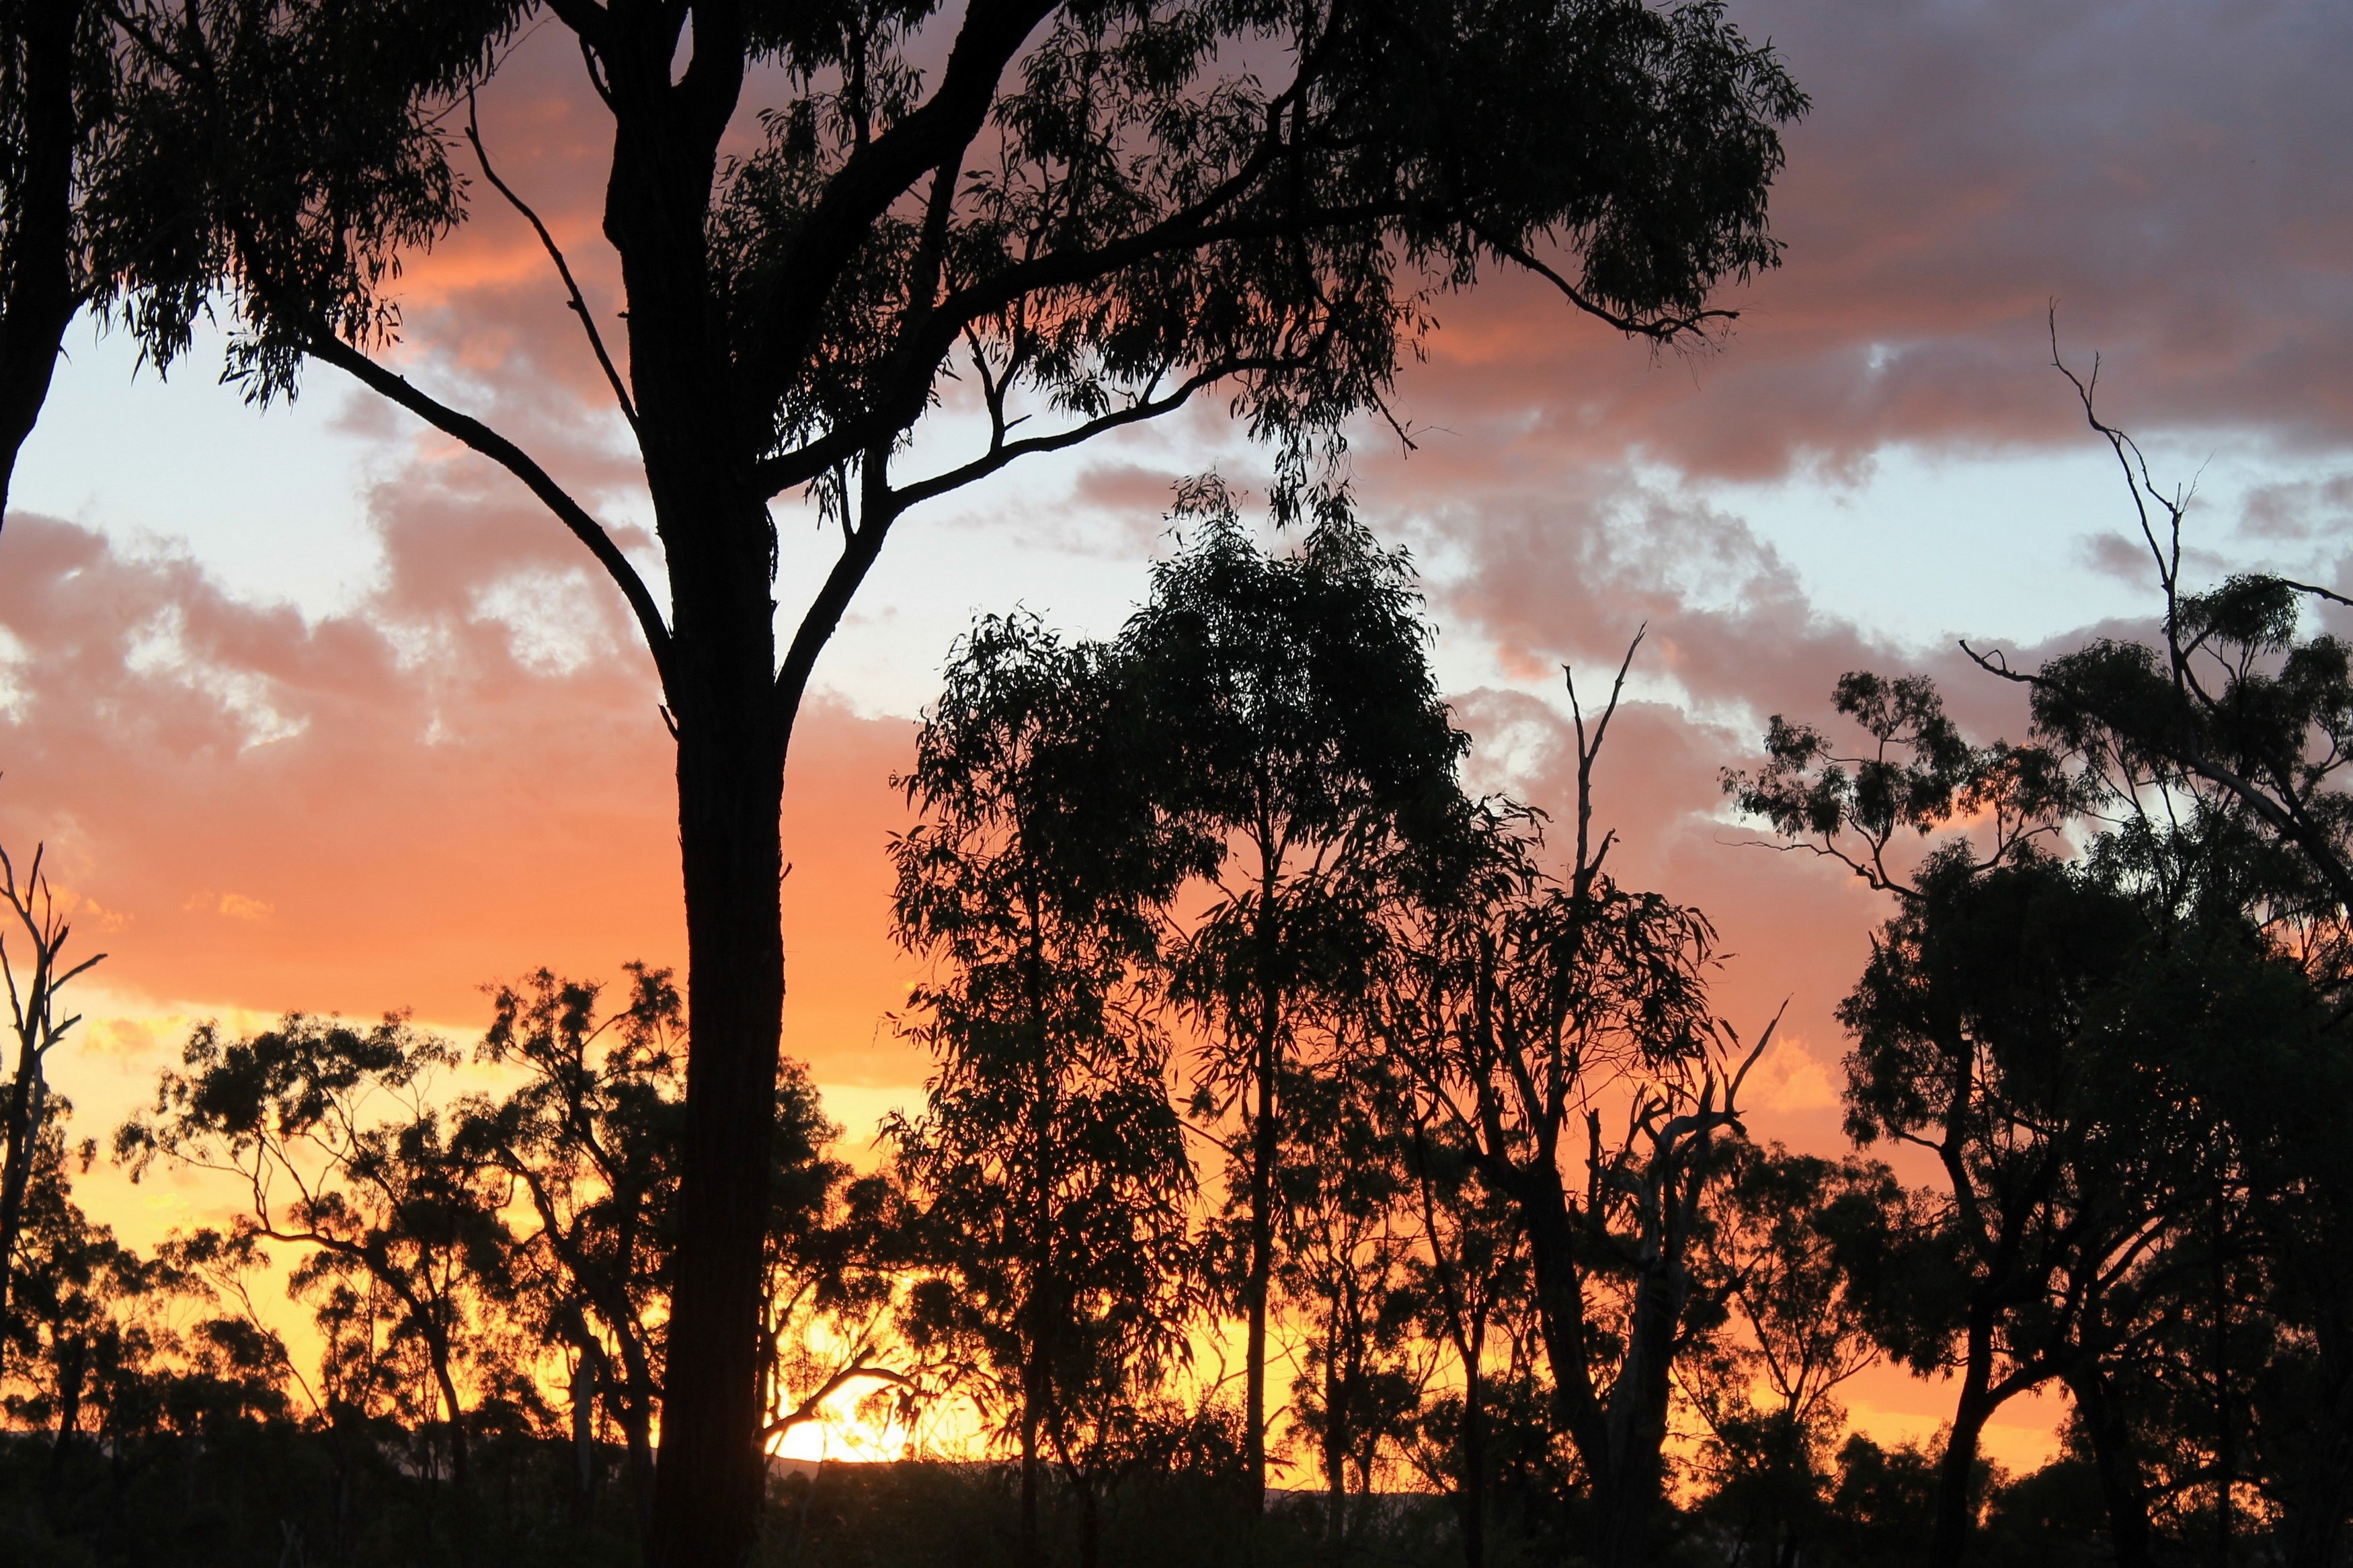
[1683,1141,1888,1568]
[0,1095,128,1470]
[1123,480,1464,1503]
[0,3,115,524]
[1384,647,1765,1568]
[1964,339,2353,1567]
[1277,1048,1426,1559]
[1730,673,2220,1568]
[95,7,1805,1556]
[454,964,687,1542]
[890,614,1203,1568]
[1395,1106,1529,1568]
[0,837,104,1350]
[119,1015,511,1493]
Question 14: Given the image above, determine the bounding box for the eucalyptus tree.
[1728,673,2210,1568]
[0,2,116,524]
[1,838,104,1349]
[454,963,877,1542]
[889,613,1203,1568]
[1956,353,2353,1565]
[1121,480,1464,1502]
[1382,652,1763,1568]
[117,1014,512,1492]
[1396,1106,1529,1568]
[0,1091,130,1460]
[454,964,688,1543]
[94,4,1806,1556]
[1275,1046,1425,1556]
[1683,1142,1888,1568]
[1975,331,2353,925]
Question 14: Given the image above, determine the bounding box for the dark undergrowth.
[1,1426,2126,1568]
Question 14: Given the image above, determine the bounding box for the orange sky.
[9,0,2353,1476]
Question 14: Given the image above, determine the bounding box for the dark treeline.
[11,411,2353,1568]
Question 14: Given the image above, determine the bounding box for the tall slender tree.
[1275,1048,1425,1560]
[1682,1142,1888,1568]
[453,964,688,1549]
[889,614,1202,1568]
[99,7,1805,1557]
[1123,479,1464,1503]
[1396,1108,1528,1568]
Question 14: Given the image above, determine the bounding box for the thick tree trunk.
[0,0,81,531]
[1587,1253,1685,1568]
[604,18,783,1551]
[427,1333,471,1495]
[570,1351,599,1527]
[2065,1367,2152,1568]
[650,688,787,1568]
[1929,1362,1995,1568]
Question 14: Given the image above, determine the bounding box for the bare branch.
[465,93,639,434]
[296,331,675,690]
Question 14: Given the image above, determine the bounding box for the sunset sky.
[5,0,2351,1472]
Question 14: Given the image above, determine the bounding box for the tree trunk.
[0,1033,48,1340]
[1324,1307,1348,1564]
[1928,1361,1995,1568]
[1458,1332,1486,1568]
[620,1380,657,1559]
[428,1333,471,1496]
[0,0,82,531]
[1021,1393,1043,1568]
[602,17,782,1556]
[649,679,788,1568]
[570,1350,600,1527]
[1587,1253,1685,1568]
[2065,1366,2151,1568]
[48,1331,84,1486]
[1244,1007,1279,1512]
[1589,1447,1660,1568]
